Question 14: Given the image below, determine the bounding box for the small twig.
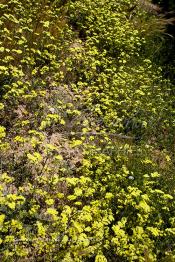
[63,131,134,140]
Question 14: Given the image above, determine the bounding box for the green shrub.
[0,0,175,261]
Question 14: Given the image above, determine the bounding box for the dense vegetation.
[0,0,175,261]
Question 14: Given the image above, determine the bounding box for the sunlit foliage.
[0,0,175,261]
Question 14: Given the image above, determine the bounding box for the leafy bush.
[0,0,175,261]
